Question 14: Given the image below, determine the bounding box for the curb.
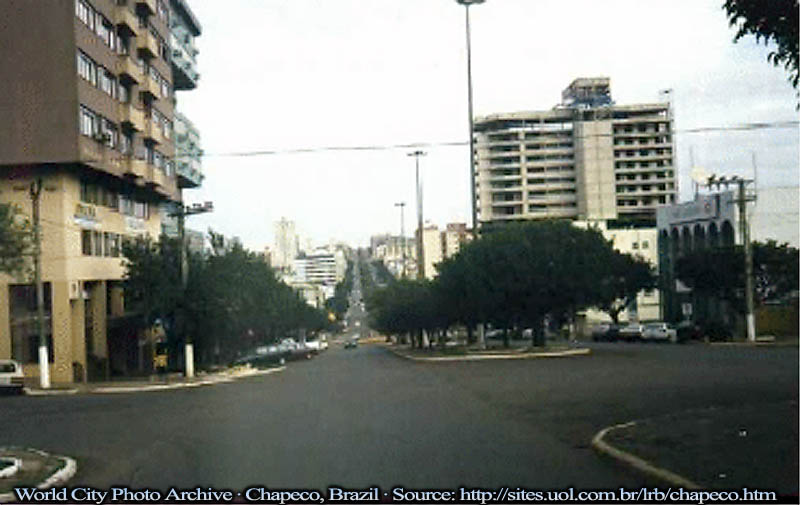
[385,346,591,362]
[22,367,286,396]
[0,449,77,503]
[90,366,285,394]
[23,388,79,397]
[0,458,21,479]
[591,421,700,490]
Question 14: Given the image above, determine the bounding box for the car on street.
[618,323,644,341]
[641,322,678,343]
[591,324,620,342]
[0,359,25,395]
[344,339,358,349]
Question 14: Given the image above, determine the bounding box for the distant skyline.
[177,0,799,250]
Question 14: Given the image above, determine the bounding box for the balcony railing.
[114,7,139,36]
[115,55,143,84]
[118,103,145,131]
[137,31,159,59]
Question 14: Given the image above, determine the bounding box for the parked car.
[235,345,288,368]
[0,359,25,395]
[618,323,644,341]
[641,322,678,343]
[592,324,620,342]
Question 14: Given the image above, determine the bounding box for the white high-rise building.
[273,217,299,270]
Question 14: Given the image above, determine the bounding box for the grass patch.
[0,449,66,494]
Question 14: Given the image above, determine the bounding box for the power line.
[199,120,799,158]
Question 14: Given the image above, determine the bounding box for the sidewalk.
[593,400,799,496]
[23,365,285,396]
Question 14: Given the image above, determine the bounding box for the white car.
[0,359,24,395]
[642,323,678,343]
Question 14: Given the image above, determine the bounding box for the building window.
[93,231,103,256]
[99,68,115,97]
[77,51,97,86]
[101,118,118,148]
[79,106,98,136]
[82,229,93,255]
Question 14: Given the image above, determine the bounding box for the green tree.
[723,0,799,88]
[0,203,32,276]
[676,241,800,310]
[121,234,182,330]
[596,252,657,324]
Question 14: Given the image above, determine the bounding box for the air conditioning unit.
[69,281,81,300]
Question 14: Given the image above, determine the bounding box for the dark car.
[344,339,358,349]
[591,324,620,342]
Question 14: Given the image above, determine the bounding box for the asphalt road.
[1,341,797,493]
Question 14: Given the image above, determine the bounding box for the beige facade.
[0,0,192,383]
[474,78,676,227]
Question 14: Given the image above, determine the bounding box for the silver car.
[0,359,24,395]
[641,323,678,343]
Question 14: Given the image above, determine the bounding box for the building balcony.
[114,7,139,37]
[118,103,145,131]
[528,194,577,203]
[137,31,159,59]
[143,119,164,144]
[171,49,199,91]
[176,159,203,188]
[115,55,143,84]
[123,156,148,179]
[138,76,158,100]
[136,0,157,16]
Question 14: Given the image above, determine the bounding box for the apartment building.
[474,77,676,227]
[0,0,190,383]
[160,0,202,236]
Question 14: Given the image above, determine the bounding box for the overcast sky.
[177,0,799,250]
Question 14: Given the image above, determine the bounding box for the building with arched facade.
[656,191,739,323]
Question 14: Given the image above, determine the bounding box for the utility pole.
[408,150,426,280]
[30,177,50,389]
[394,202,406,278]
[706,175,756,342]
[737,178,756,342]
[456,0,484,233]
[170,201,213,378]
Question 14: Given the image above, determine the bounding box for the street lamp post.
[394,202,406,278]
[169,201,213,378]
[408,150,426,280]
[456,0,484,233]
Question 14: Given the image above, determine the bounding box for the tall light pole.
[30,178,50,389]
[394,202,406,278]
[456,0,484,233]
[408,150,426,279]
[170,201,213,378]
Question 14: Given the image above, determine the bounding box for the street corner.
[592,400,799,493]
[591,421,700,490]
[0,448,77,503]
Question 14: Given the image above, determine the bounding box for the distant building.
[657,190,739,323]
[273,218,299,270]
[474,77,676,228]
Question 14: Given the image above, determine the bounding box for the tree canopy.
[676,240,800,311]
[368,220,656,346]
[122,231,332,365]
[723,0,800,89]
[0,203,32,277]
